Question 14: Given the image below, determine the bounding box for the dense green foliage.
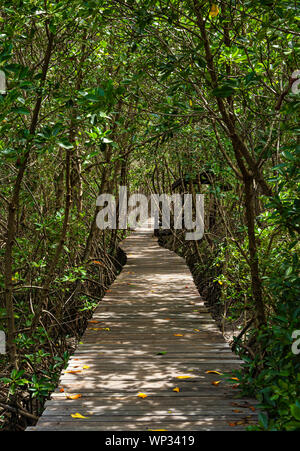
[0,0,299,431]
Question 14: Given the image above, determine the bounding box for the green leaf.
[0,377,12,384]
[58,139,73,149]
[291,404,300,421]
[10,106,30,115]
[258,412,269,429]
[212,86,235,98]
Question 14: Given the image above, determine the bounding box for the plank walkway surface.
[28,223,257,431]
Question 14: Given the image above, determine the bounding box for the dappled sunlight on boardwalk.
[27,224,257,431]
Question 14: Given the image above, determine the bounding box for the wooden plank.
[27,423,248,431]
[54,383,240,393]
[45,397,257,408]
[50,391,253,400]
[31,414,256,423]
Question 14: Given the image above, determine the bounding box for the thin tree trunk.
[244,176,266,326]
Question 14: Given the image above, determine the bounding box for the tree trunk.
[244,176,266,326]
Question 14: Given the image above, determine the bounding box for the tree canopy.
[0,0,299,431]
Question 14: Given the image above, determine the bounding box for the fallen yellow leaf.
[92,260,104,266]
[205,370,223,375]
[88,327,110,331]
[148,429,168,431]
[212,380,221,386]
[177,376,192,379]
[174,334,183,337]
[173,387,180,392]
[82,366,90,369]
[137,392,148,399]
[65,370,81,374]
[71,413,89,419]
[66,394,82,400]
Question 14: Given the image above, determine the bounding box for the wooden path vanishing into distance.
[28,222,257,431]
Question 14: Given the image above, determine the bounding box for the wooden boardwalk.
[28,224,257,431]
